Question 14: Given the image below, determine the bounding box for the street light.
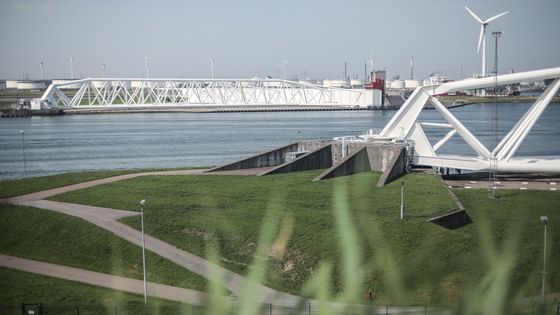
[400,181,405,220]
[540,215,548,309]
[20,130,27,178]
[140,199,147,304]
[209,58,214,80]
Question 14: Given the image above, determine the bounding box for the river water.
[1,103,559,180]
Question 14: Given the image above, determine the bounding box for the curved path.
[6,169,302,306]
[0,254,215,305]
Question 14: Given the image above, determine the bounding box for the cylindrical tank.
[17,82,46,89]
[404,80,421,89]
[331,80,350,88]
[6,80,19,88]
[390,80,405,89]
[350,79,364,88]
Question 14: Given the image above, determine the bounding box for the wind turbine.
[465,6,509,78]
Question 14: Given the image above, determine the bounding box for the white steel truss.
[378,67,560,174]
[40,79,378,108]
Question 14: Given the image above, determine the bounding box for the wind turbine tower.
[464,6,509,78]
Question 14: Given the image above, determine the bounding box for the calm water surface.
[1,103,559,179]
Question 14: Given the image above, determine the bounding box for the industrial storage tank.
[17,81,46,89]
[350,79,364,88]
[404,80,422,89]
[330,80,350,88]
[390,80,405,89]
[6,80,19,89]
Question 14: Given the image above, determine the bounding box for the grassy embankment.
[3,168,558,311]
[0,203,209,292]
[45,171,482,302]
[0,167,208,200]
[0,268,192,315]
[50,170,560,306]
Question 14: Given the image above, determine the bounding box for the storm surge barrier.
[40,79,380,108]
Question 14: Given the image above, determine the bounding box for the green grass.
[0,268,194,315]
[0,167,208,199]
[50,170,463,301]
[0,170,135,199]
[0,203,209,292]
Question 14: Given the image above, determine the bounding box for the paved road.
[7,168,302,306]
[0,254,214,304]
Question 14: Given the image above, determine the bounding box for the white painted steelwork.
[378,67,560,174]
[40,78,380,108]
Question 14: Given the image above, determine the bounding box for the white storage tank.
[350,79,364,88]
[6,80,19,88]
[404,80,421,89]
[390,80,405,89]
[17,81,46,89]
[331,79,350,88]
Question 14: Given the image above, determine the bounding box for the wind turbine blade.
[477,25,484,53]
[484,11,509,23]
[465,6,483,23]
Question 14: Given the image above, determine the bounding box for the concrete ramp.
[313,146,370,181]
[259,144,333,176]
[377,147,407,187]
[206,143,298,173]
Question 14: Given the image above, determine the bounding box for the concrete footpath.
[0,254,213,304]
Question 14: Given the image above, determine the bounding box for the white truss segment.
[378,67,560,174]
[494,78,560,161]
[40,79,381,108]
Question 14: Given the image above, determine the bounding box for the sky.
[0,0,558,81]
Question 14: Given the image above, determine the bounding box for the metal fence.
[2,301,558,315]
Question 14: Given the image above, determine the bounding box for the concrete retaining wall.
[313,146,370,181]
[206,143,298,172]
[377,147,407,187]
[260,144,333,175]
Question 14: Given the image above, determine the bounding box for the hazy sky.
[1,0,558,81]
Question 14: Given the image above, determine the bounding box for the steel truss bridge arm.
[40,79,380,108]
[379,67,560,174]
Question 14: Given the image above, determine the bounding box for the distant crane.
[464,6,509,79]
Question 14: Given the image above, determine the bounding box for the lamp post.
[209,58,214,80]
[540,215,548,310]
[145,56,149,79]
[140,199,147,304]
[400,181,404,220]
[20,130,27,178]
